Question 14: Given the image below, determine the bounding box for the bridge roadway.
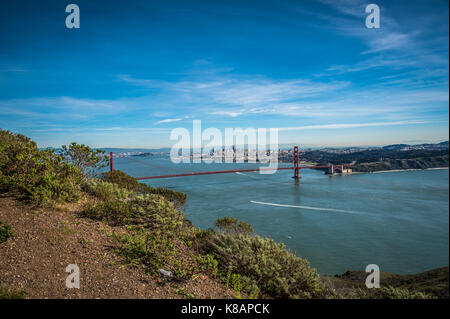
[135,165,332,180]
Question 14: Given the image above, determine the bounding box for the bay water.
[112,155,449,275]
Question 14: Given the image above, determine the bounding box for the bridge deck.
[135,165,331,180]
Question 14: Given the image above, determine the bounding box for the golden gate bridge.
[109,146,353,180]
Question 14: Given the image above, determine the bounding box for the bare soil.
[0,195,235,299]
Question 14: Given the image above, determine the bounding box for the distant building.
[341,167,352,175]
[329,164,352,175]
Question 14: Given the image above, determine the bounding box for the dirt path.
[0,196,234,299]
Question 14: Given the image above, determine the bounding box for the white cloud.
[120,74,351,117]
[154,118,182,124]
[277,120,430,132]
[114,69,450,125]
[310,0,448,84]
[210,110,244,117]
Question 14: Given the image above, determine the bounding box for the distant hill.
[382,141,449,151]
[327,266,449,299]
[132,152,154,157]
[352,154,449,172]
[294,149,449,165]
[382,144,409,151]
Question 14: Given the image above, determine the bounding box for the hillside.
[327,267,449,299]
[299,149,449,165]
[382,141,449,151]
[0,195,234,299]
[352,155,449,172]
[1,195,448,299]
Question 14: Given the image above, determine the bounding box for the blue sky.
[0,0,448,148]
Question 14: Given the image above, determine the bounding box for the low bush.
[102,170,140,191]
[139,184,187,209]
[116,229,175,273]
[82,200,133,225]
[0,221,14,243]
[82,193,184,234]
[215,216,254,235]
[0,285,26,299]
[128,194,184,234]
[199,217,326,299]
[84,180,134,201]
[374,286,436,299]
[101,170,187,208]
[116,227,197,279]
[196,254,219,277]
[81,175,193,278]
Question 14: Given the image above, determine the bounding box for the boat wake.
[250,200,357,214]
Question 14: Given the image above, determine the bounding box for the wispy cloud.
[314,0,412,53]
[155,118,182,124]
[311,0,448,81]
[114,69,449,125]
[277,120,430,132]
[2,66,447,132]
[119,74,351,117]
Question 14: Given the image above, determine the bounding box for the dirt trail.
[0,196,233,299]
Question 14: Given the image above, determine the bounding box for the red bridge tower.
[293,145,300,179]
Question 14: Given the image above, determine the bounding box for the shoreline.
[357,167,449,174]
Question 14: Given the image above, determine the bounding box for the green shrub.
[100,170,187,209]
[84,180,134,201]
[0,285,26,299]
[173,286,196,299]
[199,218,325,299]
[128,194,184,234]
[140,183,187,209]
[82,193,184,234]
[0,221,14,243]
[116,228,196,279]
[102,170,140,191]
[215,216,254,235]
[194,228,216,241]
[0,129,83,205]
[116,229,173,272]
[103,192,197,279]
[375,286,436,299]
[196,254,219,277]
[82,200,133,225]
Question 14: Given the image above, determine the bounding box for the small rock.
[159,269,173,278]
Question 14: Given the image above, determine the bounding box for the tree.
[61,142,109,178]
